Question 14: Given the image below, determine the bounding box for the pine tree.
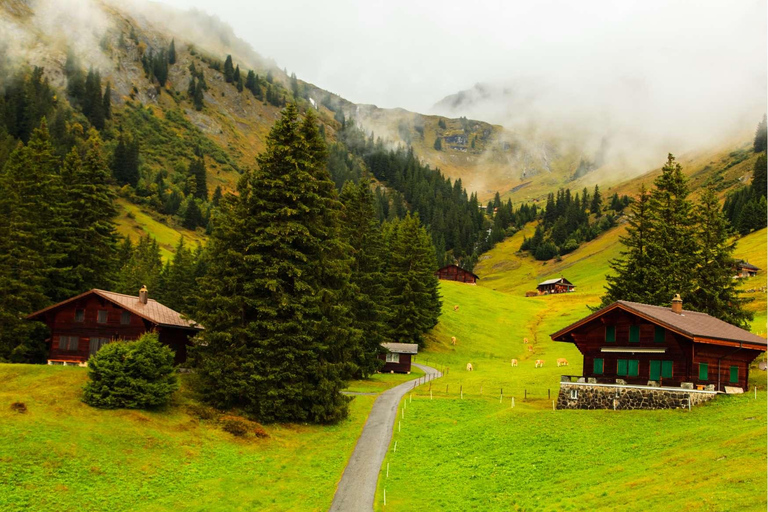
[112,130,140,187]
[115,235,163,296]
[83,68,105,130]
[590,184,602,215]
[60,129,119,293]
[102,81,112,120]
[193,104,355,423]
[223,55,234,83]
[689,188,752,328]
[211,185,223,207]
[384,214,441,345]
[339,180,388,377]
[182,196,203,229]
[601,186,653,306]
[433,137,442,151]
[233,65,241,86]
[188,155,208,200]
[754,114,767,153]
[193,80,204,111]
[159,237,197,314]
[643,154,698,305]
[168,39,176,65]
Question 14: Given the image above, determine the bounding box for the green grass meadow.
[0,365,375,512]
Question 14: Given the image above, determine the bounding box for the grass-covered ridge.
[0,364,373,512]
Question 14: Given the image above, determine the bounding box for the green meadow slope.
[374,228,768,511]
[0,365,385,512]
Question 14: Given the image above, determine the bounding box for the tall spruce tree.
[102,81,112,121]
[115,235,163,296]
[754,114,767,153]
[223,55,234,83]
[168,39,177,65]
[158,237,198,314]
[60,129,119,294]
[689,188,752,328]
[643,154,698,305]
[600,186,652,306]
[339,180,388,377]
[193,104,355,423]
[384,213,441,345]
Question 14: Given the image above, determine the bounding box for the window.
[698,362,708,381]
[629,325,640,343]
[386,353,400,363]
[593,358,604,375]
[58,336,79,351]
[654,326,665,343]
[617,359,628,376]
[661,361,673,379]
[121,311,131,325]
[729,366,739,384]
[74,309,85,322]
[97,310,108,324]
[569,389,579,399]
[89,337,110,356]
[627,359,639,377]
[605,325,616,343]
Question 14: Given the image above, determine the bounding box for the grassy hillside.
[375,274,768,511]
[0,364,376,512]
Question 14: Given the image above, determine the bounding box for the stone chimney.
[139,285,148,305]
[671,294,683,314]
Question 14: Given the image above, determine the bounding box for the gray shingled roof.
[27,289,203,330]
[552,300,766,347]
[538,277,575,287]
[381,342,419,354]
[736,260,760,271]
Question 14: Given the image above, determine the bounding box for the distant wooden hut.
[436,264,479,284]
[734,260,760,278]
[537,277,575,295]
[379,343,419,373]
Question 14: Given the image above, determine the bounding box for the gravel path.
[329,363,442,512]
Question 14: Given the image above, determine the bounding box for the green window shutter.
[606,325,615,343]
[698,362,708,381]
[629,325,640,343]
[654,326,665,343]
[628,359,639,377]
[729,366,738,384]
[661,361,673,379]
[649,360,661,381]
[617,359,627,376]
[593,358,604,375]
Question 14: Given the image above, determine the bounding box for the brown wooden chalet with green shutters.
[551,295,766,391]
[26,288,203,366]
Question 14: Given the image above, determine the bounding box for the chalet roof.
[551,300,766,348]
[736,260,760,271]
[436,264,480,280]
[381,342,419,354]
[27,289,203,330]
[538,277,575,287]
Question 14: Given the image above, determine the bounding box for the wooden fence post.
[500,388,503,403]
[460,385,463,399]
[524,389,527,401]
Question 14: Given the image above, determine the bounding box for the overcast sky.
[156,0,766,115]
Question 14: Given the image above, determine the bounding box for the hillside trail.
[329,363,442,512]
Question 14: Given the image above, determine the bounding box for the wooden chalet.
[537,277,575,295]
[379,342,418,373]
[551,295,766,391]
[436,264,479,284]
[734,260,760,278]
[26,287,203,366]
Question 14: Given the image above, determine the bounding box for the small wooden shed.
[436,264,479,284]
[379,342,419,373]
[734,260,760,278]
[537,277,576,294]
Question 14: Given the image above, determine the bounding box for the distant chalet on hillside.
[379,343,418,374]
[734,260,760,278]
[26,288,203,366]
[436,264,479,284]
[551,295,767,410]
[537,277,575,295]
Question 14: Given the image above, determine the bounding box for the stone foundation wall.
[557,382,717,410]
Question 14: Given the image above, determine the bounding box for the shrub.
[10,402,27,413]
[187,403,219,420]
[220,416,250,437]
[83,333,179,409]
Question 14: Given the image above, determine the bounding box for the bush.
[10,402,27,413]
[83,333,179,409]
[220,416,250,437]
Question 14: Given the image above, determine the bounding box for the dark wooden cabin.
[537,277,575,295]
[26,288,203,366]
[436,264,479,284]
[734,260,760,278]
[379,342,419,373]
[551,295,766,391]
